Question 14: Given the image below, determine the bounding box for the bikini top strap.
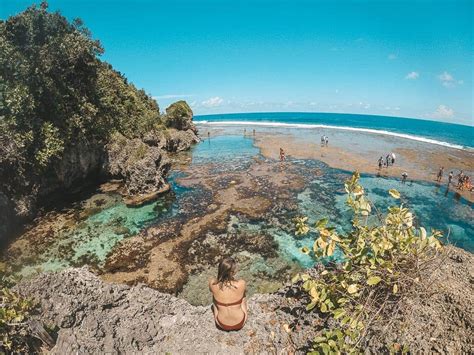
[213,296,244,307]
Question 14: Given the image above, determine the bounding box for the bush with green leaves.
[0,265,36,354]
[293,172,442,354]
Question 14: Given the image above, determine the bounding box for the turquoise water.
[253,158,474,268]
[196,112,474,149]
[7,131,473,282]
[13,174,193,277]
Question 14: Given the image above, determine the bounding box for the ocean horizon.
[195,112,474,150]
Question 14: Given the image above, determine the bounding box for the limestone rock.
[164,101,197,133]
[164,128,200,152]
[105,133,171,200]
[16,268,296,354]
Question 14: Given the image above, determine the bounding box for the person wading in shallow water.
[401,172,408,183]
[209,258,248,331]
[437,166,444,182]
[279,147,286,161]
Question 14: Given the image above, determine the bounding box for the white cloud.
[152,94,194,100]
[201,96,224,108]
[388,53,397,60]
[438,71,463,88]
[405,71,419,80]
[432,105,454,119]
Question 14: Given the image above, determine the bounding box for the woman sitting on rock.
[209,257,248,331]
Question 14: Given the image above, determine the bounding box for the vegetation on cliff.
[0,2,160,186]
[0,2,197,239]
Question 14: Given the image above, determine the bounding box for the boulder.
[104,133,171,202]
[164,101,197,133]
[164,128,200,152]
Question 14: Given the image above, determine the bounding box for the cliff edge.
[15,246,473,354]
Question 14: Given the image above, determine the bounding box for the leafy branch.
[293,172,443,354]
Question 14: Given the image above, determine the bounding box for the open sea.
[195,112,474,150]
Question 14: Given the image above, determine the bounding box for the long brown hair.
[214,257,237,290]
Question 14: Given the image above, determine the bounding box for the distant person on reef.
[378,156,383,170]
[253,129,256,136]
[391,152,396,165]
[386,154,391,167]
[448,171,454,185]
[457,171,464,189]
[279,148,286,161]
[402,172,408,183]
[320,135,325,146]
[244,128,246,135]
[325,136,329,147]
[437,167,444,182]
[209,258,247,331]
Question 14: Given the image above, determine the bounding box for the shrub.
[293,172,442,353]
[0,267,36,353]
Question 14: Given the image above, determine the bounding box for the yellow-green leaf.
[347,284,358,294]
[393,283,398,294]
[367,276,382,285]
[301,246,310,254]
[388,189,401,199]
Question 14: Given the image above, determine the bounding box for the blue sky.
[1,0,473,125]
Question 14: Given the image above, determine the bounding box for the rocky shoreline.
[15,245,473,354]
[0,101,199,242]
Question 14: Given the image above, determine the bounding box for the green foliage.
[0,2,162,191]
[294,172,443,353]
[0,265,36,353]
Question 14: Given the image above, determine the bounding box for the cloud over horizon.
[438,72,463,88]
[432,105,454,119]
[201,96,224,108]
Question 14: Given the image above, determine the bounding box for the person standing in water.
[436,167,444,182]
[325,136,329,147]
[253,129,255,136]
[448,171,454,185]
[391,152,396,165]
[386,154,391,167]
[457,170,464,189]
[402,172,408,183]
[279,148,286,161]
[378,156,383,170]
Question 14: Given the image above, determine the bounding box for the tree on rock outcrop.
[164,101,196,133]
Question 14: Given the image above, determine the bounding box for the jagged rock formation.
[104,133,171,204]
[15,246,473,354]
[0,103,199,240]
[16,268,298,354]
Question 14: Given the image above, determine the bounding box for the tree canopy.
[0,2,162,189]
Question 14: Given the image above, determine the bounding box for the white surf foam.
[196,120,469,151]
